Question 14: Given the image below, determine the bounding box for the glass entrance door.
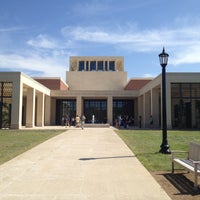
[84,99,107,123]
[56,99,76,125]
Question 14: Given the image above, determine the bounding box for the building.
[0,56,200,129]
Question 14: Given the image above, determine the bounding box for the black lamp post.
[159,47,171,154]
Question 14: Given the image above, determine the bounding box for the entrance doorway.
[113,99,134,126]
[56,99,76,125]
[83,99,107,123]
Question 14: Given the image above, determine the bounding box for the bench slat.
[173,158,200,173]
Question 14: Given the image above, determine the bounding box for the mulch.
[151,171,200,200]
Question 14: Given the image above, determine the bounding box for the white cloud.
[0,29,75,79]
[0,53,69,79]
[1,22,200,79]
[27,34,58,49]
[171,45,200,65]
[0,26,27,32]
[62,25,200,46]
[61,24,200,65]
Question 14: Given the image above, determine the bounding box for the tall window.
[56,99,76,125]
[109,61,115,71]
[113,99,134,125]
[0,82,12,128]
[84,99,107,123]
[90,61,96,71]
[97,61,103,71]
[79,61,84,71]
[171,83,200,129]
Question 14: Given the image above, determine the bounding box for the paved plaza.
[0,127,171,200]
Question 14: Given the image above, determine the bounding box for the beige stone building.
[0,56,200,129]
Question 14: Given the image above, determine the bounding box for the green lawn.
[117,130,200,172]
[0,129,64,165]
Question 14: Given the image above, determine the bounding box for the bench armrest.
[192,161,200,164]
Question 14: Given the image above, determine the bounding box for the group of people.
[63,114,154,129]
[115,115,154,129]
[115,115,134,129]
[62,114,86,129]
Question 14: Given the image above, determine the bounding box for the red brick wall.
[124,79,152,90]
[34,79,69,90]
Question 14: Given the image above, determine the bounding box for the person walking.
[149,115,153,129]
[65,115,70,128]
[92,115,95,124]
[118,115,122,129]
[139,116,142,128]
[75,115,80,128]
[81,114,86,130]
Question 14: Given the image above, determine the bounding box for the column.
[107,96,113,124]
[77,60,79,71]
[143,94,146,127]
[50,98,56,125]
[76,96,82,116]
[26,87,35,127]
[134,98,138,126]
[44,95,51,125]
[144,92,151,128]
[36,92,44,126]
[137,95,143,127]
[89,61,91,71]
[11,78,23,129]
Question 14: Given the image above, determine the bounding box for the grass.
[0,129,64,165]
[117,129,200,172]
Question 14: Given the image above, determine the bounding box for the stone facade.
[1,57,200,129]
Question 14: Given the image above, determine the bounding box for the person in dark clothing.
[139,116,142,128]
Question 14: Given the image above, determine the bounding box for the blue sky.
[0,0,200,80]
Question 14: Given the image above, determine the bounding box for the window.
[83,99,107,123]
[56,99,76,125]
[0,82,12,128]
[191,83,200,97]
[109,61,115,71]
[171,83,180,98]
[79,61,84,71]
[113,99,134,125]
[181,83,191,98]
[97,61,103,71]
[90,61,96,71]
[171,83,200,129]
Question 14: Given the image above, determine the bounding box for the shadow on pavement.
[79,155,135,161]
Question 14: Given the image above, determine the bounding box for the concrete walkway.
[0,127,171,200]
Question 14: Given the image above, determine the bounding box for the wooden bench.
[172,142,200,190]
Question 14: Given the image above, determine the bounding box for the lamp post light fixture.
[159,47,171,154]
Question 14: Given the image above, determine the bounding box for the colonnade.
[138,83,172,129]
[7,72,51,129]
[24,88,51,128]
